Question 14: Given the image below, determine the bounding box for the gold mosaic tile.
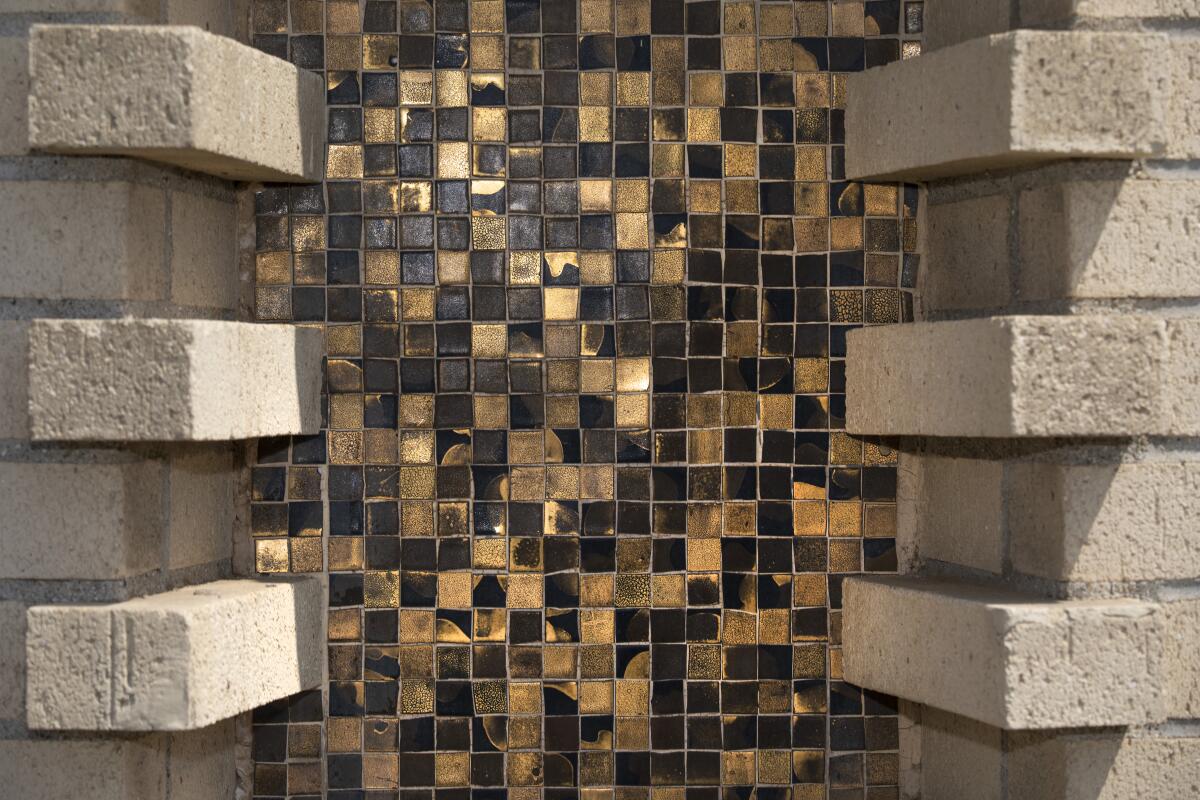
[250,0,919,794]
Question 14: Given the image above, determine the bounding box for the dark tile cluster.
[249,0,921,797]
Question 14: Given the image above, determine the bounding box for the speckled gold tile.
[251,0,915,788]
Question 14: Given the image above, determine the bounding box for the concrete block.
[1008,460,1200,583]
[923,0,1014,52]
[913,706,1200,800]
[1163,321,1200,430]
[1165,39,1200,161]
[1008,731,1200,800]
[0,602,25,722]
[842,576,1164,729]
[168,188,238,310]
[167,447,236,571]
[0,0,157,12]
[896,452,1005,574]
[1024,0,1200,26]
[1164,599,1200,718]
[0,458,163,580]
[0,449,237,580]
[0,171,237,307]
[925,0,1200,50]
[0,36,29,156]
[915,706,1003,800]
[166,717,240,799]
[28,319,322,441]
[1019,172,1200,302]
[0,178,166,301]
[923,168,1200,311]
[0,720,235,800]
[846,31,1166,181]
[163,0,249,41]
[29,25,323,181]
[922,191,1012,314]
[899,451,1200,583]
[0,321,30,438]
[26,577,323,731]
[846,315,1200,437]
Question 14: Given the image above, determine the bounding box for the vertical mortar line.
[1006,173,1021,316]
[999,727,1010,800]
[163,178,174,308]
[108,610,118,725]
[160,450,173,582]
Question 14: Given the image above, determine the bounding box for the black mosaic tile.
[251,0,921,795]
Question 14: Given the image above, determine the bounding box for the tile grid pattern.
[248,0,921,797]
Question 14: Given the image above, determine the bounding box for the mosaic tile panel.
[249,1,921,797]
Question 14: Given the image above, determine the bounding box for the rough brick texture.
[28,319,323,441]
[28,25,323,181]
[26,578,324,731]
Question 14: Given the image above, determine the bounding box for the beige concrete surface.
[0,449,239,581]
[1019,173,1200,302]
[899,452,1200,583]
[0,173,238,308]
[922,191,1012,312]
[1007,460,1200,583]
[925,0,1200,50]
[922,170,1200,311]
[0,36,29,156]
[846,315,1200,437]
[28,318,323,441]
[846,31,1165,181]
[0,320,30,439]
[0,0,156,12]
[0,178,167,301]
[1164,598,1200,718]
[0,458,163,580]
[843,576,1164,729]
[167,447,237,571]
[29,25,323,181]
[896,453,1005,574]
[168,188,239,310]
[0,602,26,723]
[914,705,1200,800]
[0,720,235,799]
[26,578,324,731]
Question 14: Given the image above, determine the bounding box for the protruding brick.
[847,316,1200,437]
[28,319,322,441]
[846,31,1165,181]
[28,25,324,181]
[843,576,1164,729]
[26,578,323,731]
[0,720,235,800]
[899,452,1200,583]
